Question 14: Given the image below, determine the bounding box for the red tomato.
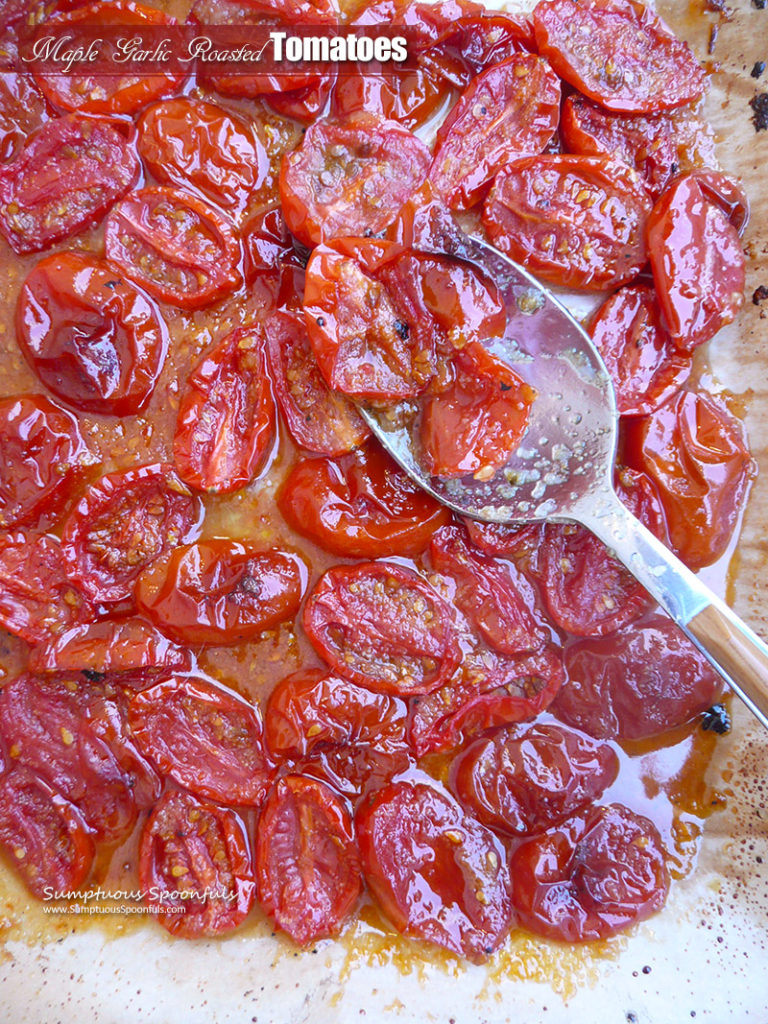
[332,66,452,133]
[255,775,361,945]
[432,11,536,79]
[588,285,691,416]
[0,531,92,645]
[104,187,242,310]
[266,75,338,125]
[263,309,370,457]
[647,174,745,351]
[278,442,451,559]
[387,179,472,254]
[531,468,665,637]
[0,55,49,165]
[429,54,560,210]
[280,113,430,246]
[0,674,139,842]
[510,803,669,941]
[556,613,723,741]
[237,0,339,21]
[173,327,275,494]
[0,394,93,529]
[356,778,512,960]
[430,524,548,654]
[376,250,507,353]
[81,691,162,810]
[61,463,203,604]
[303,243,433,401]
[483,155,652,290]
[420,341,535,479]
[561,94,680,200]
[134,540,305,645]
[450,722,619,837]
[685,169,750,235]
[623,390,754,569]
[0,114,138,254]
[463,519,543,559]
[265,668,408,758]
[17,252,166,416]
[0,767,94,899]
[304,562,460,695]
[137,98,272,225]
[532,0,705,113]
[130,676,273,806]
[408,643,565,756]
[241,206,295,282]
[140,789,255,938]
[33,1,183,115]
[28,616,194,678]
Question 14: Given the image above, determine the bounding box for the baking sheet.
[1,0,767,1020]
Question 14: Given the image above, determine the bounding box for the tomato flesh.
[357,778,512,961]
[256,775,362,945]
[17,252,166,416]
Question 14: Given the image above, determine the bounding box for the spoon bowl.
[358,235,768,731]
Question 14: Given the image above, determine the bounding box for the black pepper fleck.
[750,91,768,130]
[394,319,409,340]
[753,0,766,8]
[702,703,731,733]
[500,381,513,391]
[751,61,766,79]
[642,965,652,975]
[753,284,768,304]
[82,669,106,682]
[316,316,325,327]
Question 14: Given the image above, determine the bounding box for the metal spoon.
[358,234,768,730]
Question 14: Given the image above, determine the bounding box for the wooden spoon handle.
[688,602,768,719]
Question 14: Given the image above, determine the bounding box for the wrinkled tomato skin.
[0,57,49,166]
[421,341,535,479]
[303,244,432,401]
[278,442,451,559]
[647,174,745,351]
[556,612,723,741]
[28,616,193,678]
[685,169,749,235]
[265,668,408,759]
[532,0,705,114]
[0,766,95,899]
[263,309,370,457]
[623,390,754,569]
[331,65,451,133]
[429,54,561,210]
[450,722,619,837]
[0,532,93,645]
[0,394,93,529]
[255,775,362,946]
[34,1,184,116]
[588,285,691,417]
[484,155,652,290]
[242,206,295,282]
[105,187,242,310]
[356,778,512,961]
[280,113,431,246]
[0,114,139,255]
[430,524,548,655]
[139,789,256,938]
[129,676,273,806]
[135,540,306,646]
[17,252,167,416]
[61,463,203,605]
[304,562,460,696]
[137,98,272,224]
[510,803,669,942]
[408,643,565,756]
[173,327,276,494]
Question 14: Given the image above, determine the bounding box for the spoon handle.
[577,493,768,730]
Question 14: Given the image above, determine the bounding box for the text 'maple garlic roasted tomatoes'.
[139,788,255,938]
[104,186,242,310]
[17,252,167,416]
[280,113,431,245]
[0,393,94,529]
[0,114,139,255]
[278,441,451,559]
[173,326,275,495]
[483,155,652,290]
[61,463,203,605]
[33,0,184,116]
[357,777,513,961]
[134,539,306,645]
